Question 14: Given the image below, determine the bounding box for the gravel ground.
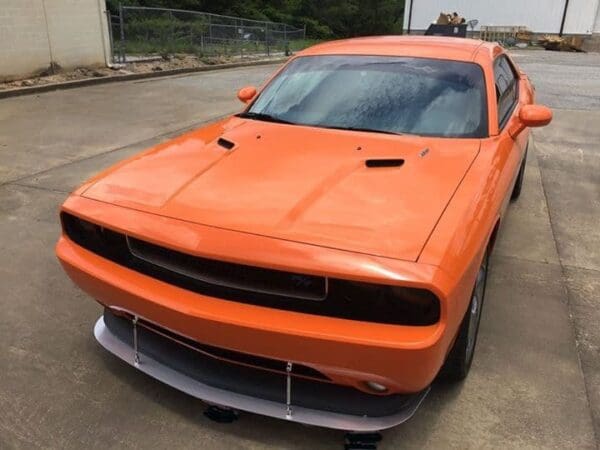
[0,53,279,91]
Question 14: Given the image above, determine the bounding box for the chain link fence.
[106,5,307,63]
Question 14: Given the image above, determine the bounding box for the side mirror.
[237,86,257,104]
[519,104,553,128]
[509,104,552,137]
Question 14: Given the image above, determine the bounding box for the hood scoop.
[217,137,235,150]
[365,158,404,168]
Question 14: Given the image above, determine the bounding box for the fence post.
[105,9,115,64]
[169,10,175,55]
[238,20,243,59]
[118,3,125,63]
[265,22,270,57]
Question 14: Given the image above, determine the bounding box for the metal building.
[403,0,600,37]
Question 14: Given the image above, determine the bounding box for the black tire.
[439,251,489,382]
[511,149,527,201]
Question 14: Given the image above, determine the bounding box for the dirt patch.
[0,54,262,91]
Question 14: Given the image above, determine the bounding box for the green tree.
[107,0,405,38]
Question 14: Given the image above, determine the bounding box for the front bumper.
[96,309,429,431]
[58,231,448,394]
[56,194,463,429]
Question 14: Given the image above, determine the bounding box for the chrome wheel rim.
[466,258,487,362]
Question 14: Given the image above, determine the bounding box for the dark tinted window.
[246,55,488,138]
[495,56,518,127]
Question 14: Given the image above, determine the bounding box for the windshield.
[245,55,488,138]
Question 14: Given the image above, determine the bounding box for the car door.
[493,54,528,210]
[496,55,529,151]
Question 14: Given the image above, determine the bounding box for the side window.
[494,55,519,128]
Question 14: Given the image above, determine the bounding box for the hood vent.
[365,159,404,168]
[217,138,235,150]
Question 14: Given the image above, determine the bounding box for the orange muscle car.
[56,37,552,433]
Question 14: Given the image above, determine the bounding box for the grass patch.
[115,38,322,59]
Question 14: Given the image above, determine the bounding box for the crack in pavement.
[537,144,600,445]
[8,182,69,194]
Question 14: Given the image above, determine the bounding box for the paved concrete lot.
[0,51,599,449]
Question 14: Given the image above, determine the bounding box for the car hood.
[82,118,479,261]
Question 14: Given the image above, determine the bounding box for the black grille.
[127,236,327,301]
[61,212,440,325]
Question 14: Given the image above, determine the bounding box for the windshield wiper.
[237,114,400,135]
[237,111,295,125]
[320,125,402,136]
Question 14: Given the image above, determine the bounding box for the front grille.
[127,236,327,301]
[61,212,440,325]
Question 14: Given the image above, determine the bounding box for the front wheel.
[439,252,488,381]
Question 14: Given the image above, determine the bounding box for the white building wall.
[594,1,600,32]
[563,0,600,34]
[404,0,600,35]
[0,0,110,81]
[0,0,52,80]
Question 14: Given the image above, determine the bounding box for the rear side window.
[494,56,518,128]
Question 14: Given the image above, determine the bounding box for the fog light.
[365,381,388,393]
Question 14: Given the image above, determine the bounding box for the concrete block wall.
[0,0,110,81]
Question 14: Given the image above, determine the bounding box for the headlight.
[331,280,440,326]
[61,212,126,259]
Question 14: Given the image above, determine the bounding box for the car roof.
[297,36,500,63]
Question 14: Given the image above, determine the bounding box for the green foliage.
[107,0,405,39]
[114,15,208,56]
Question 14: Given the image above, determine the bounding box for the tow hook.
[203,405,239,423]
[344,432,383,450]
